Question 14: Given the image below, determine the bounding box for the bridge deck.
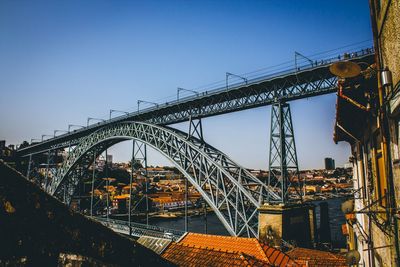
[93,217,186,241]
[18,49,374,156]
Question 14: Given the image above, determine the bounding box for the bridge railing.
[170,47,374,103]
[93,217,186,241]
[19,46,374,152]
[97,47,375,123]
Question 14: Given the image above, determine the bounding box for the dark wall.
[0,160,174,266]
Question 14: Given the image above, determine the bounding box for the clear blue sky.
[0,0,372,169]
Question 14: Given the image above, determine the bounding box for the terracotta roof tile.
[260,243,299,266]
[179,232,269,262]
[163,232,344,267]
[178,233,300,266]
[161,242,271,267]
[286,247,347,267]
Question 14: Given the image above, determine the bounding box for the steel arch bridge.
[48,121,280,237]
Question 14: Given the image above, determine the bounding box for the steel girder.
[17,52,374,157]
[146,72,338,125]
[48,121,280,237]
[20,73,338,156]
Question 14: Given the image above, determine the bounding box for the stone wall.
[379,1,400,86]
[376,1,400,266]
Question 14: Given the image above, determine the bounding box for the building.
[324,157,335,170]
[334,1,400,266]
[0,140,17,168]
[106,154,113,164]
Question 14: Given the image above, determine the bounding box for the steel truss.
[18,52,374,157]
[268,102,301,203]
[47,121,280,237]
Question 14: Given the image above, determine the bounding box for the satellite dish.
[341,199,355,214]
[329,61,361,78]
[345,250,361,265]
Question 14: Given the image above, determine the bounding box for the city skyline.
[0,0,372,169]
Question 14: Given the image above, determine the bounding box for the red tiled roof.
[260,243,299,266]
[179,233,269,262]
[161,232,346,267]
[162,242,271,267]
[177,233,299,266]
[286,247,347,267]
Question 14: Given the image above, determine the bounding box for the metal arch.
[48,121,280,237]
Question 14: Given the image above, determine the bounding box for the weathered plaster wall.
[377,1,400,266]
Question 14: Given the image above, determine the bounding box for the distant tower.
[324,158,335,170]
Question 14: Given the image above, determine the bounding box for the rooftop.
[153,232,348,267]
[162,242,272,267]
[286,247,347,267]
[174,232,298,266]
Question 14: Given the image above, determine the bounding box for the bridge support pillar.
[267,101,302,203]
[258,203,316,248]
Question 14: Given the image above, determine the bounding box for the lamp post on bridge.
[87,117,106,126]
[68,124,85,132]
[109,109,129,120]
[137,100,158,112]
[294,51,314,70]
[177,87,199,101]
[54,130,68,137]
[41,135,53,141]
[226,72,248,90]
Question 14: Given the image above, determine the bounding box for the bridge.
[17,48,375,238]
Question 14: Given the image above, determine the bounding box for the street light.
[294,51,314,70]
[54,130,68,137]
[177,87,199,101]
[68,124,85,132]
[226,72,248,90]
[87,117,106,126]
[41,135,53,141]
[109,109,129,120]
[137,100,158,112]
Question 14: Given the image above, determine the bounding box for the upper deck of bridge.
[18,48,375,156]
